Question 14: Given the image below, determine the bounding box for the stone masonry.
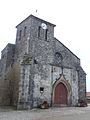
[0,15,86,109]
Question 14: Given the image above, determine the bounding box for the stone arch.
[53,75,71,106]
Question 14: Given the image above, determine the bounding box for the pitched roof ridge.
[16,14,56,28]
[54,37,80,60]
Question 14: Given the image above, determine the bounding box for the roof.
[54,37,80,60]
[16,14,56,28]
[1,43,15,53]
[86,92,90,97]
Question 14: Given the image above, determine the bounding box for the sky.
[0,0,90,91]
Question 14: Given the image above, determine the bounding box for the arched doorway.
[54,82,67,105]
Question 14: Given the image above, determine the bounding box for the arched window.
[55,52,63,64]
[24,26,27,36]
[19,30,22,40]
[38,26,48,41]
[38,26,41,38]
[45,29,48,40]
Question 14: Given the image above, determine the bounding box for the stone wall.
[78,66,86,101]
[0,15,86,108]
[15,15,86,108]
[0,44,16,105]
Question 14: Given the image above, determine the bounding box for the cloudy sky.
[0,0,90,91]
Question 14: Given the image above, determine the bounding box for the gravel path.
[0,106,90,120]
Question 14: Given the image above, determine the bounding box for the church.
[0,15,86,109]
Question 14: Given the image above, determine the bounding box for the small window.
[19,30,22,40]
[38,26,41,38]
[24,26,27,36]
[38,26,48,41]
[40,87,44,93]
[55,52,63,64]
[45,29,48,40]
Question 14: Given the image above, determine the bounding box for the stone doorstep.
[52,104,67,107]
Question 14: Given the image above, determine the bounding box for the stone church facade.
[0,15,86,109]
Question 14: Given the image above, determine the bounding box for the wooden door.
[54,83,67,105]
